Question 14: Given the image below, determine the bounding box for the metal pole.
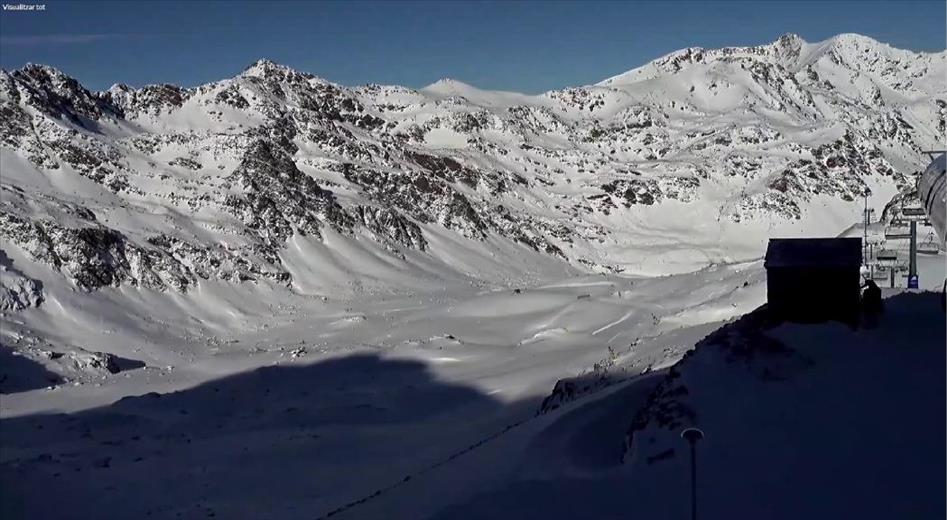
[681,428,704,520]
[863,194,869,266]
[909,220,918,288]
[690,443,698,520]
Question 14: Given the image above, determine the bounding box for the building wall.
[767,267,860,323]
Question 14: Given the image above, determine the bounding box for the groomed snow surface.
[1,259,763,518]
[2,259,945,519]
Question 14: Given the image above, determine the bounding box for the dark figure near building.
[764,238,862,325]
[861,279,883,328]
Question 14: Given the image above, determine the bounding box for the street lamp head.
[681,427,705,444]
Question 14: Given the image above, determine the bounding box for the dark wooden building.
[764,237,862,323]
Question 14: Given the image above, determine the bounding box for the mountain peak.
[830,33,881,45]
[241,59,314,81]
[775,32,805,48]
[597,32,895,87]
[5,62,122,122]
[10,63,91,97]
[16,63,73,83]
[422,78,478,96]
[242,59,288,74]
[426,78,469,89]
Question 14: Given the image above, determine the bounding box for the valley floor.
[1,261,764,519]
[1,260,944,519]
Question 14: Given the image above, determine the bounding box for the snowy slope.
[2,32,943,387]
[420,292,945,520]
[1,262,767,519]
[0,33,945,519]
[2,288,941,519]
[1,33,944,297]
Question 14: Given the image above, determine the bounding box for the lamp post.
[908,220,918,289]
[681,427,705,520]
[863,187,872,274]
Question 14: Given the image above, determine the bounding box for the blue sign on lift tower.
[908,274,919,289]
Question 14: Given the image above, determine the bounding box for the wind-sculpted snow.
[0,34,944,295]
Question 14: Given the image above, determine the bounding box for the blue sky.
[1,1,944,93]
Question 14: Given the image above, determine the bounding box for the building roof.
[764,237,862,269]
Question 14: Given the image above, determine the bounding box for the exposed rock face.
[0,251,43,311]
[339,163,487,240]
[0,34,944,292]
[352,206,427,251]
[106,83,190,116]
[6,64,123,123]
[0,211,192,291]
[225,140,349,246]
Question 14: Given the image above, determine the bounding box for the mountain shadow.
[0,344,61,393]
[0,353,506,519]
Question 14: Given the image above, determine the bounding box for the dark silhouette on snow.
[861,279,884,328]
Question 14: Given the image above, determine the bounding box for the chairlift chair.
[918,234,941,255]
[876,250,899,262]
[884,231,912,239]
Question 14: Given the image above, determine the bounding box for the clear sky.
[1,0,944,93]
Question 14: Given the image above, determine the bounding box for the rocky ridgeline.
[4,64,121,123]
[0,184,288,291]
[106,83,190,117]
[741,131,904,220]
[0,35,943,294]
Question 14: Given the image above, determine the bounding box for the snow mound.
[425,292,943,520]
[622,291,945,518]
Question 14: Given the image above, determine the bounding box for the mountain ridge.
[1,33,944,299]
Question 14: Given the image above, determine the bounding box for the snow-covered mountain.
[1,33,944,300]
[1,33,945,520]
